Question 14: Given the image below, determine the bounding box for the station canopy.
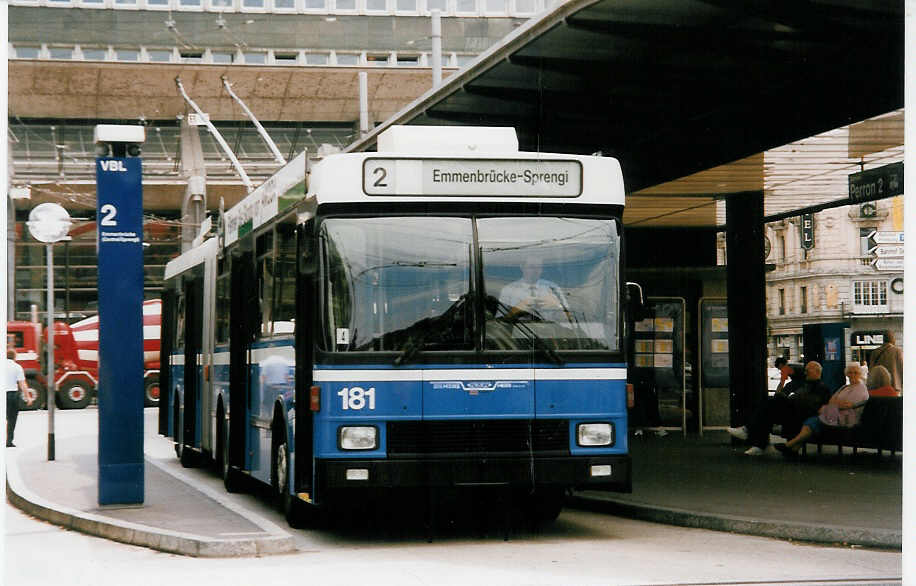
[346,0,904,228]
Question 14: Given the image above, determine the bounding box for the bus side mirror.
[625,281,646,321]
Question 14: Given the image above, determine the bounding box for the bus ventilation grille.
[386,419,569,457]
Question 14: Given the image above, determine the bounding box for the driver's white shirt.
[499,279,570,316]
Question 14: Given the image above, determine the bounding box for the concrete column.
[179,116,207,252]
[725,191,768,427]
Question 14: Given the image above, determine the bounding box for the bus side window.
[273,223,296,335]
[256,231,274,338]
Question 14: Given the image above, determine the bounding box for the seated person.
[866,365,898,397]
[726,360,831,456]
[777,363,869,456]
[499,257,571,323]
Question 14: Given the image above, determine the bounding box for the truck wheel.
[143,376,160,407]
[220,419,243,493]
[19,378,46,411]
[57,380,93,410]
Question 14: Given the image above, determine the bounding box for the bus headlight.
[577,423,613,447]
[339,426,378,450]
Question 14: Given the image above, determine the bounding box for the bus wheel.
[180,443,198,468]
[57,380,93,410]
[143,376,160,407]
[273,434,314,528]
[525,487,565,525]
[220,417,243,493]
[19,378,46,411]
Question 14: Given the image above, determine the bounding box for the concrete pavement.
[5,410,902,557]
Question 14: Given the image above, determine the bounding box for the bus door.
[229,249,257,472]
[294,221,315,500]
[181,270,204,455]
[158,288,176,436]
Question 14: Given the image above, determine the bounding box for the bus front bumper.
[319,454,631,493]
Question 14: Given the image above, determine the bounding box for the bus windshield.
[320,216,620,356]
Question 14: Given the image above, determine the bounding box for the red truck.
[6,299,162,410]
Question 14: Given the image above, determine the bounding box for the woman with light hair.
[777,363,869,457]
[866,364,898,397]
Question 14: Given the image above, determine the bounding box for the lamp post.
[26,202,72,461]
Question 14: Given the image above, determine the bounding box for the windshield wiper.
[394,293,471,366]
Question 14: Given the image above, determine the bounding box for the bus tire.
[19,377,46,411]
[273,429,315,528]
[143,376,160,407]
[525,487,565,525]
[220,418,243,493]
[57,380,93,410]
[180,443,198,468]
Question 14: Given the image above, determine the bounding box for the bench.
[802,396,903,458]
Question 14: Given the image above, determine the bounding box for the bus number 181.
[337,387,376,410]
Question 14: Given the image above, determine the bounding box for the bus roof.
[220,126,625,247]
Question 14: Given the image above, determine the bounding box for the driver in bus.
[499,257,571,322]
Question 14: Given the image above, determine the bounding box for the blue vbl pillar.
[96,157,145,505]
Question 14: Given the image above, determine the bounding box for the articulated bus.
[160,125,635,527]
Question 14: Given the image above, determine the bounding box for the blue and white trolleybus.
[160,125,635,527]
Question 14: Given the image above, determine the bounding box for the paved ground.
[5,410,903,557]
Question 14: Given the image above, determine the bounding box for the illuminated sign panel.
[363,158,582,197]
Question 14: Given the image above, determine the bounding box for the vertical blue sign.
[96,157,145,505]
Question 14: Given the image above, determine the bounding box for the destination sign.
[363,158,582,197]
[872,257,903,271]
[869,245,904,258]
[848,161,903,203]
[870,231,904,244]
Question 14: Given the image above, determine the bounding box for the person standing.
[6,348,33,447]
[869,329,903,395]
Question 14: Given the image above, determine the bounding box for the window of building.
[366,0,386,9]
[456,0,475,10]
[210,0,234,7]
[426,0,446,11]
[366,53,389,66]
[211,51,234,64]
[304,0,325,8]
[116,49,140,61]
[243,51,267,64]
[275,0,296,8]
[455,54,476,67]
[48,47,73,59]
[514,0,535,12]
[274,52,298,64]
[853,280,888,313]
[800,286,807,313]
[243,0,265,8]
[484,0,504,12]
[335,0,356,9]
[776,233,785,262]
[179,0,202,7]
[82,47,108,60]
[778,288,785,315]
[305,52,329,65]
[115,0,138,5]
[859,227,876,257]
[396,54,419,66]
[181,51,204,63]
[147,49,173,62]
[80,0,105,5]
[14,46,41,59]
[335,53,360,65]
[396,0,416,10]
[146,0,170,7]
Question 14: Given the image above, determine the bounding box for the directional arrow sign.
[872,257,904,271]
[869,245,904,257]
[869,231,904,244]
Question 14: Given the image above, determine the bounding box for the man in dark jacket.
[727,361,831,456]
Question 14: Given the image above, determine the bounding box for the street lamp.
[26,202,72,461]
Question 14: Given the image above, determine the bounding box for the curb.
[6,449,297,557]
[568,494,902,550]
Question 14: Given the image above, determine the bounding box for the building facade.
[763,196,905,365]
